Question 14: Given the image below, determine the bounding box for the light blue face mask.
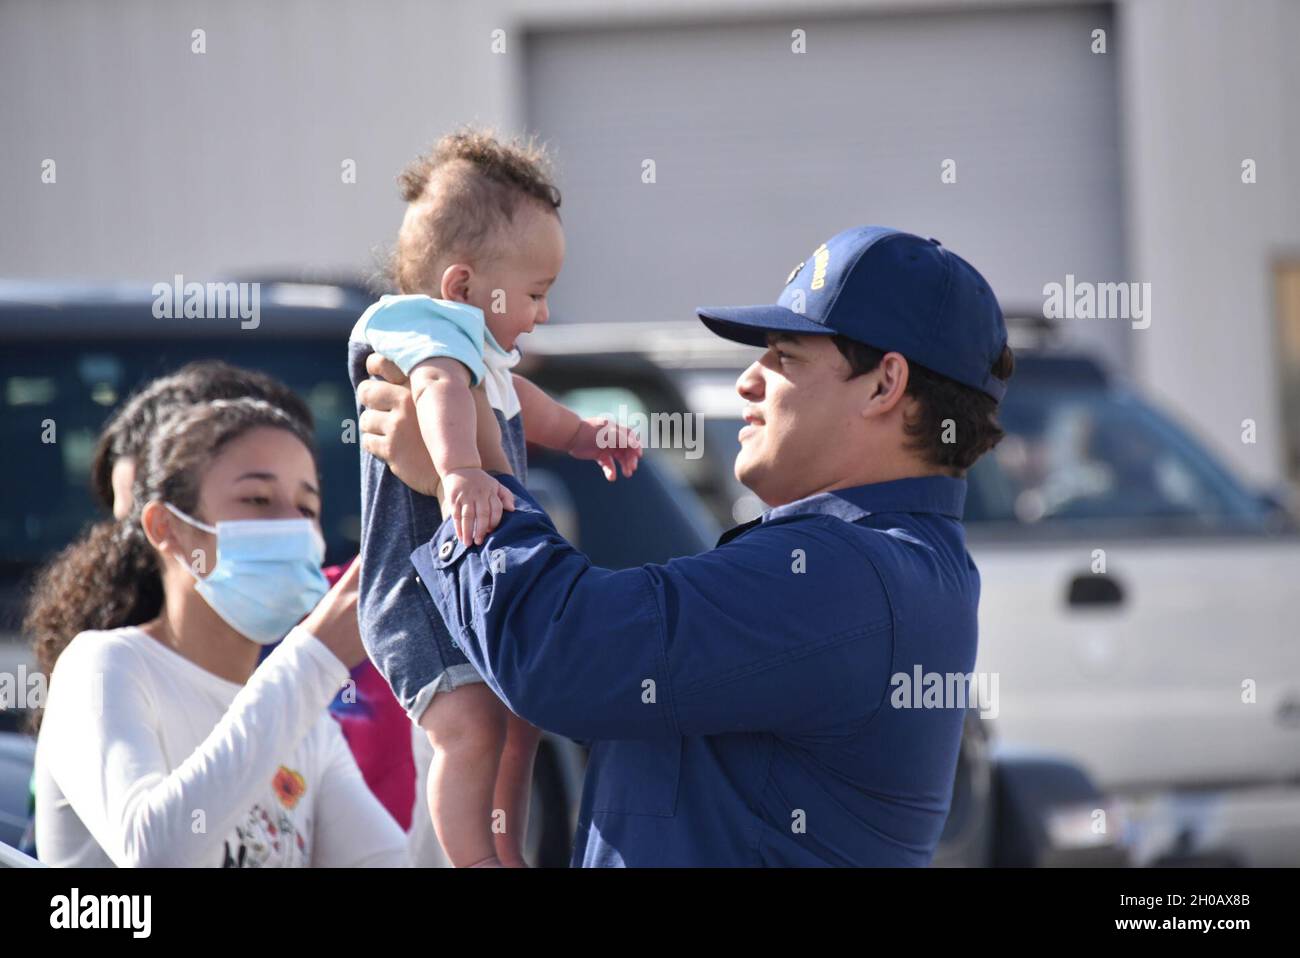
[164,503,330,645]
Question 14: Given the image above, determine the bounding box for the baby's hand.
[568,417,643,482]
[440,467,516,545]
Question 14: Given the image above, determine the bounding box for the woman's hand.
[357,353,440,497]
[300,559,367,670]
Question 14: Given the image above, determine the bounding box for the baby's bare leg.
[471,384,512,475]
[492,713,544,867]
[418,683,509,867]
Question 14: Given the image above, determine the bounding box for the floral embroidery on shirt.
[222,803,310,867]
[272,766,307,809]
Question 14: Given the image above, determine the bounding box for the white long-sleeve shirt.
[34,624,410,867]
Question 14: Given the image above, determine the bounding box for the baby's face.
[471,205,565,351]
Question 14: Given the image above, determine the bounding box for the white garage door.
[525,4,1125,365]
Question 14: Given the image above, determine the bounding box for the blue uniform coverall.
[410,472,980,866]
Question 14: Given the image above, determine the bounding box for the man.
[357,225,1014,866]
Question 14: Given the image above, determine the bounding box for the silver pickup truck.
[964,354,1300,866]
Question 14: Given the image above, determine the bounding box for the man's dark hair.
[833,336,1015,476]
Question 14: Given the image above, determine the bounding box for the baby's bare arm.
[513,373,643,482]
[512,374,583,451]
[408,358,481,487]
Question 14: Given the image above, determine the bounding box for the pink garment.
[323,559,416,830]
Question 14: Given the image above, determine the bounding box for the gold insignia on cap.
[810,243,830,290]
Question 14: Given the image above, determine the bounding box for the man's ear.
[861,352,911,418]
[440,264,473,304]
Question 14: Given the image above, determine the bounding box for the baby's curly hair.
[391,128,561,295]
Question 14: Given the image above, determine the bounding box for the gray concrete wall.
[2,0,1294,484]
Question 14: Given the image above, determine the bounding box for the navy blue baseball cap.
[697,226,1009,401]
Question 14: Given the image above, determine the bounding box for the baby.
[348,130,641,867]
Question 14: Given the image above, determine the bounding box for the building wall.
[1,0,1295,484]
[523,4,1126,368]
[1118,0,1299,485]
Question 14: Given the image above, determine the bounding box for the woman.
[85,360,418,830]
[27,396,410,866]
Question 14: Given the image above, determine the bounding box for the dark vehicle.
[0,281,716,865]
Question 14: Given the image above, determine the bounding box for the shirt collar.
[483,326,522,370]
[767,475,967,523]
[717,475,966,546]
